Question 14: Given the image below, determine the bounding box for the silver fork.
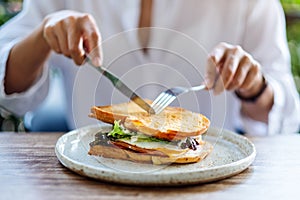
[151,84,207,114]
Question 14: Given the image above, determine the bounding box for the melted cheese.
[117,134,202,157]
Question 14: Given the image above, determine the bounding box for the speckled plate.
[55,124,256,186]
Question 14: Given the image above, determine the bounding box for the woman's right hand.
[42,10,102,66]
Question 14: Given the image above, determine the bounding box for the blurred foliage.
[286,22,300,91]
[0,0,22,26]
[0,107,25,132]
[281,0,300,92]
[281,0,300,11]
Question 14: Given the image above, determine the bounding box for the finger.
[220,46,243,89]
[209,42,230,66]
[43,26,61,53]
[205,57,218,89]
[80,15,102,66]
[68,27,85,65]
[54,22,70,57]
[205,43,229,89]
[84,33,102,66]
[213,73,225,95]
[226,56,251,91]
[239,65,260,91]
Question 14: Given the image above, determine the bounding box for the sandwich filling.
[90,120,204,157]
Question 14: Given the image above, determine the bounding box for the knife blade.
[86,58,155,114]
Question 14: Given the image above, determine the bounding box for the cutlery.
[151,84,207,114]
[86,57,155,114]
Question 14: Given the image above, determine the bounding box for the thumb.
[205,57,218,89]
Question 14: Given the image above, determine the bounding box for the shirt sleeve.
[0,0,64,116]
[241,0,300,135]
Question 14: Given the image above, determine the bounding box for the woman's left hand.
[205,42,265,98]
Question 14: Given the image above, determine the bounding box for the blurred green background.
[0,0,22,25]
[0,0,299,131]
[281,0,300,92]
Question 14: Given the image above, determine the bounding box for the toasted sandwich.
[88,101,212,165]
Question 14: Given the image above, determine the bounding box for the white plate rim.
[55,125,256,186]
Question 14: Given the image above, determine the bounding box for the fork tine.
[155,96,176,114]
[151,84,206,114]
[151,93,173,110]
[157,94,174,108]
[151,92,167,106]
[152,93,176,114]
[153,93,172,107]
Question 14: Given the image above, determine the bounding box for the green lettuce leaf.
[135,134,168,143]
[107,120,170,143]
[107,120,132,139]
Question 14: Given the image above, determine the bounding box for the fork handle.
[190,84,207,92]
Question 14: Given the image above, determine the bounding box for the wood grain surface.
[1,131,300,200]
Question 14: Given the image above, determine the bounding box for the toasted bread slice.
[90,101,210,141]
[90,101,148,124]
[88,141,213,165]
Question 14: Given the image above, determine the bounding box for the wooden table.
[1,132,300,200]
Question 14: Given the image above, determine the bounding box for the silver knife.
[86,57,155,114]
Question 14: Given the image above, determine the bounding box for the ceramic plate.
[55,124,256,186]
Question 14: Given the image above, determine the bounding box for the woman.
[0,0,299,135]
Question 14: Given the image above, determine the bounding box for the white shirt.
[0,0,299,135]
